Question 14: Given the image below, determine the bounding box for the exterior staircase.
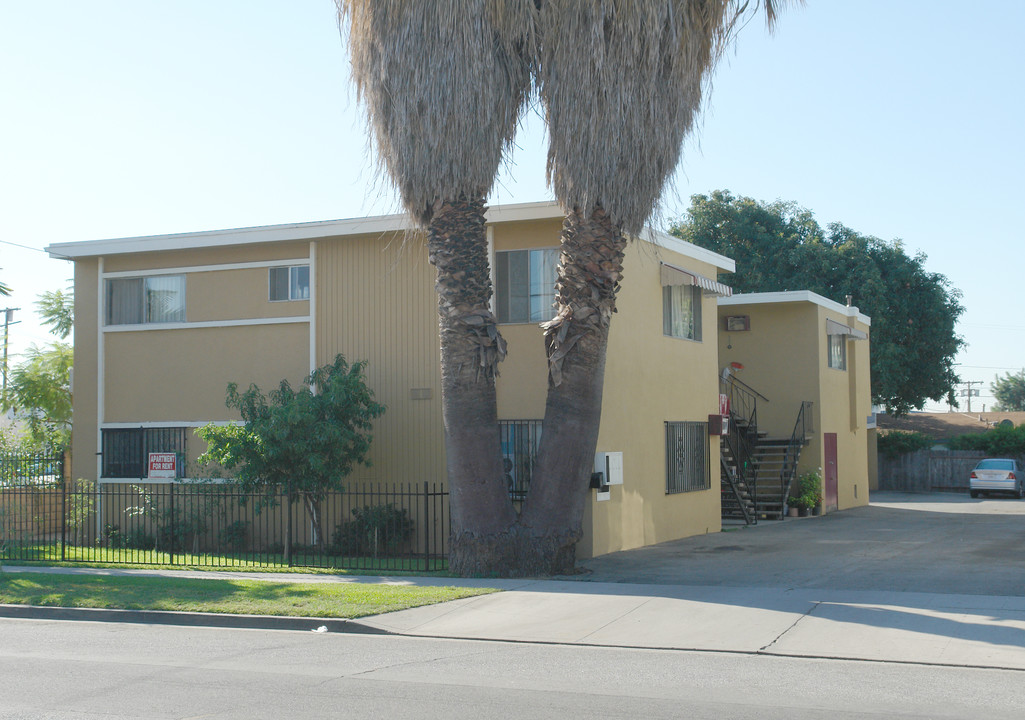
[720,375,812,523]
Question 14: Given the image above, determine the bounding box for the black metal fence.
[0,478,449,572]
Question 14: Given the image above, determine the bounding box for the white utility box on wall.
[594,451,624,485]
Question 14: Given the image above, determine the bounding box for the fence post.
[60,463,67,562]
[422,481,430,568]
[169,482,175,566]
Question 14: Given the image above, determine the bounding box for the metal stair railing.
[778,401,814,513]
[719,375,767,525]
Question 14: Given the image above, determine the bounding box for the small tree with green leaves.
[198,355,384,561]
[991,370,1025,412]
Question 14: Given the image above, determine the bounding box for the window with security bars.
[499,420,542,500]
[101,427,189,479]
[665,421,709,494]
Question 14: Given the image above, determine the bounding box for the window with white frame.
[828,333,847,370]
[106,275,186,325]
[665,421,709,494]
[494,248,559,324]
[662,284,702,341]
[269,265,310,302]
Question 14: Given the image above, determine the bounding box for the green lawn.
[0,572,497,618]
[2,545,448,573]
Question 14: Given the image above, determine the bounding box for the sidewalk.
[5,564,1025,671]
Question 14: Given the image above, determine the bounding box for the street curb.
[0,603,393,634]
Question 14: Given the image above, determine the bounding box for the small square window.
[269,265,310,301]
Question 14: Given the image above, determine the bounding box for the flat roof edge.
[719,290,871,326]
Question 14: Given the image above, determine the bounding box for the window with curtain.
[495,248,559,323]
[106,276,185,325]
[828,334,847,370]
[662,284,702,341]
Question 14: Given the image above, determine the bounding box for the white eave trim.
[46,200,735,276]
[638,228,735,273]
[47,214,415,259]
[719,290,871,326]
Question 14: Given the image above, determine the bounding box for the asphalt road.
[2,619,1024,720]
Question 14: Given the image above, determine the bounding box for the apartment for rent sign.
[147,453,177,480]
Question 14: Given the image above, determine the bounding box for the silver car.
[969,459,1023,498]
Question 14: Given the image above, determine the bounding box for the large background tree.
[991,370,1025,412]
[670,190,965,414]
[339,2,791,576]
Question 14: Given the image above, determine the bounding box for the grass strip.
[0,572,497,619]
[3,559,453,577]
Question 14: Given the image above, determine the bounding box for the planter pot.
[787,506,800,518]
[798,507,809,517]
[812,506,823,516]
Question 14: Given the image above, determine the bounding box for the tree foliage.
[2,342,73,450]
[991,370,1025,412]
[36,283,74,340]
[198,355,385,557]
[198,355,385,497]
[670,190,965,415]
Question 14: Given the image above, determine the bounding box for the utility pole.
[2,307,19,408]
[958,380,983,413]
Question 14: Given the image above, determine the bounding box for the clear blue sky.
[2,1,1022,412]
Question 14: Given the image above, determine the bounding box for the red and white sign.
[719,393,731,417]
[147,452,177,480]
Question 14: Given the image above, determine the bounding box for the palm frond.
[536,0,798,234]
[338,1,537,225]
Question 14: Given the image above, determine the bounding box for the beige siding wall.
[103,242,310,274]
[104,324,309,422]
[72,258,100,483]
[315,231,445,487]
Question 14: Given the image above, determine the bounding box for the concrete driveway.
[574,491,1025,596]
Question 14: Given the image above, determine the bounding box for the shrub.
[877,430,934,458]
[948,423,1025,455]
[330,504,414,556]
[789,469,823,510]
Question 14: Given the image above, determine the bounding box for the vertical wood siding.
[316,231,446,485]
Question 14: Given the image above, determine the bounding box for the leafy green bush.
[330,504,414,556]
[789,470,823,510]
[877,430,934,458]
[948,423,1025,455]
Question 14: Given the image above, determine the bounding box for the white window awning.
[827,318,868,340]
[660,262,732,298]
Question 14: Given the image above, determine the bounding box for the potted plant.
[796,470,823,517]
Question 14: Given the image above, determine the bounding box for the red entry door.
[824,432,838,512]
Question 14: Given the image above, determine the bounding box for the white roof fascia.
[637,227,735,273]
[45,199,733,274]
[46,213,414,260]
[719,290,871,326]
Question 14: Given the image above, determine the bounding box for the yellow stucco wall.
[717,296,871,512]
[71,258,100,483]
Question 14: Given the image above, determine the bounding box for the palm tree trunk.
[520,205,626,574]
[427,197,518,574]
